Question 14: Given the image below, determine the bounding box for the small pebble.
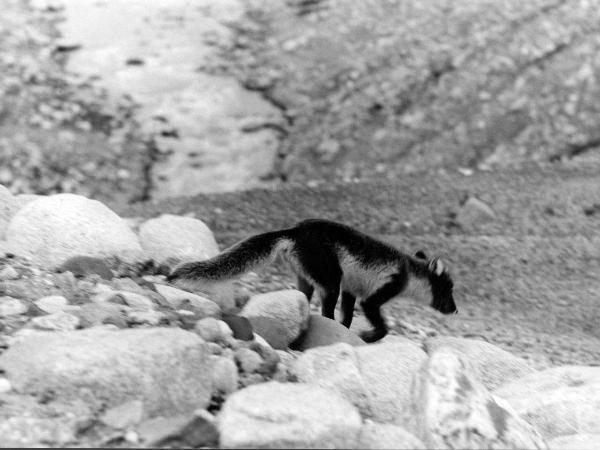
[35,295,69,314]
[0,377,12,393]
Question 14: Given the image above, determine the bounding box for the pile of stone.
[0,186,598,448]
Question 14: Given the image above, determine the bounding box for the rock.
[0,296,27,317]
[57,255,114,280]
[290,313,365,350]
[211,356,239,394]
[126,309,167,326]
[292,339,426,424]
[221,313,253,340]
[546,434,600,450]
[218,381,362,449]
[194,317,233,343]
[154,284,220,318]
[406,348,547,449]
[73,302,129,328]
[425,336,535,390]
[0,377,12,393]
[494,366,600,439]
[0,265,19,281]
[5,193,143,268]
[293,343,372,416]
[0,328,214,416]
[455,196,496,229]
[34,295,69,314]
[234,348,263,374]
[252,332,270,348]
[138,214,219,266]
[31,312,80,331]
[0,184,17,240]
[13,194,42,210]
[0,417,75,447]
[138,411,219,448]
[240,290,309,348]
[114,291,154,310]
[359,421,426,449]
[100,400,144,429]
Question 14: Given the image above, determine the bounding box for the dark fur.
[168,219,457,342]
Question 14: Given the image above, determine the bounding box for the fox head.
[415,250,458,315]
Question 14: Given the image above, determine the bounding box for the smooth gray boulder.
[218,381,362,448]
[138,214,219,265]
[0,327,214,417]
[290,314,365,350]
[5,193,142,268]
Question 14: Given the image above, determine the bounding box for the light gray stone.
[0,417,75,448]
[218,381,362,449]
[211,356,238,394]
[290,313,365,350]
[425,336,535,390]
[5,193,143,268]
[455,196,496,229]
[0,328,213,416]
[406,348,548,449]
[139,214,219,265]
[0,296,27,317]
[240,289,309,347]
[115,291,155,310]
[194,317,233,343]
[0,184,17,240]
[0,265,19,281]
[155,284,220,318]
[31,312,80,331]
[100,400,144,429]
[34,295,70,314]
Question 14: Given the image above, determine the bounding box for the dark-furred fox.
[167,219,458,342]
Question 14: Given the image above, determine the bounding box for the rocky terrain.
[0,189,598,448]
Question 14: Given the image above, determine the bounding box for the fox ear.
[415,250,428,260]
[429,258,445,275]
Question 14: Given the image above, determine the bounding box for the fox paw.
[360,328,387,343]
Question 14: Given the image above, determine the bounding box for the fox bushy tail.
[167,229,293,282]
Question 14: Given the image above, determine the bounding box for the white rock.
[31,312,80,331]
[494,366,600,439]
[138,214,219,265]
[5,193,143,268]
[218,381,362,449]
[406,348,548,449]
[425,336,534,390]
[0,265,19,281]
[155,284,220,318]
[359,421,426,449]
[194,317,233,343]
[211,356,238,394]
[100,400,145,429]
[240,289,309,347]
[34,295,69,314]
[0,297,27,317]
[0,328,213,417]
[0,377,12,393]
[115,291,154,310]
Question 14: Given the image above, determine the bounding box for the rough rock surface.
[240,289,309,348]
[425,336,535,390]
[218,381,362,449]
[290,313,365,350]
[138,214,219,265]
[494,366,600,439]
[0,327,214,416]
[546,434,600,450]
[293,339,427,424]
[0,185,17,240]
[406,347,547,449]
[5,194,143,268]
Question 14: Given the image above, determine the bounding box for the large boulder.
[240,290,309,349]
[138,214,219,266]
[359,421,426,449]
[292,339,427,424]
[5,194,142,268]
[424,336,534,390]
[218,381,362,448]
[405,348,547,449]
[494,366,600,439]
[290,314,365,350]
[0,328,214,417]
